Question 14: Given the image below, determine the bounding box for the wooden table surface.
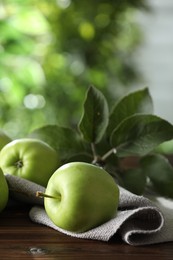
[0,202,173,260]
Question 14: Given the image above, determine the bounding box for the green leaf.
[107,88,153,136]
[111,114,173,157]
[121,168,147,195]
[29,124,84,161]
[141,154,173,198]
[78,86,109,144]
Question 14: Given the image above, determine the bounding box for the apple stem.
[36,191,57,199]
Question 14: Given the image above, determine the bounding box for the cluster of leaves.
[29,86,173,198]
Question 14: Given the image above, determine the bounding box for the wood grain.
[0,202,173,259]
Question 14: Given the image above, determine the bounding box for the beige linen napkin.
[5,174,173,246]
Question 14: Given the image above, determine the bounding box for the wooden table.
[0,202,173,260]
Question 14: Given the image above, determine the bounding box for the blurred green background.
[0,0,147,138]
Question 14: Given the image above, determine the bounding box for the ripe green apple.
[0,130,12,151]
[41,162,119,232]
[0,168,9,212]
[0,138,60,187]
[154,140,173,155]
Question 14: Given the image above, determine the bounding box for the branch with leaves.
[29,86,173,198]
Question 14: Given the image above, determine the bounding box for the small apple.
[154,140,173,155]
[0,130,12,151]
[0,138,60,187]
[0,168,9,212]
[39,162,119,232]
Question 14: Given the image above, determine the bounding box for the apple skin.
[0,168,9,212]
[44,162,119,233]
[0,138,60,187]
[0,131,12,151]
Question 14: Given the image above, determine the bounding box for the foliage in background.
[0,0,147,137]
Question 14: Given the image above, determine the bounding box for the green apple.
[154,140,173,155]
[0,130,12,151]
[0,168,9,212]
[40,162,119,232]
[0,138,60,187]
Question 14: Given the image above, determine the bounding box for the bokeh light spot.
[23,94,46,109]
[79,22,95,40]
[56,0,71,9]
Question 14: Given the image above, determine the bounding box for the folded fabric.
[5,174,173,246]
[29,188,165,246]
[5,174,45,205]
